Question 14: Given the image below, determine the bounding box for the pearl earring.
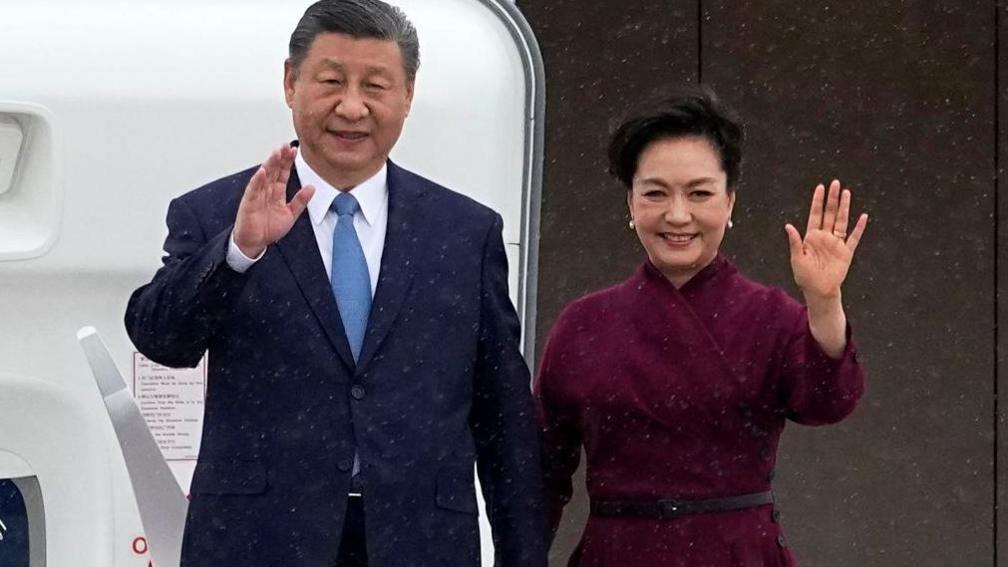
[727,219,734,229]
[629,219,636,229]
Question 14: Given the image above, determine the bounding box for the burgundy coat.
[535,257,864,567]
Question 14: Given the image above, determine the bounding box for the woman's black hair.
[608,86,743,189]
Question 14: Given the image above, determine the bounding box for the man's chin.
[309,148,369,169]
[308,151,386,185]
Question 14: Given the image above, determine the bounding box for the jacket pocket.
[190,460,269,495]
[434,466,478,514]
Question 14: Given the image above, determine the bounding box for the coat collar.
[641,253,733,295]
[300,153,388,229]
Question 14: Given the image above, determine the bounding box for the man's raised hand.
[233,145,316,258]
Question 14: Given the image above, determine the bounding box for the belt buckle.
[657,498,682,520]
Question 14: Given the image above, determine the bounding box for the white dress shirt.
[226,152,389,294]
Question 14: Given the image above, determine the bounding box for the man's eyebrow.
[319,59,345,71]
[318,59,394,77]
[362,65,395,78]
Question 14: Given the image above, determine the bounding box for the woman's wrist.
[804,291,847,358]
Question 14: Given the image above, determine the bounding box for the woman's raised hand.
[784,180,868,300]
[233,144,316,258]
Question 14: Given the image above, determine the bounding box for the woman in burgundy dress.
[535,88,869,567]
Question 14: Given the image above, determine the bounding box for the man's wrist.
[226,232,265,273]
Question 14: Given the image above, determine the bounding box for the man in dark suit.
[124,1,546,565]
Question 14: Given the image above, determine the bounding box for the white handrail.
[77,326,188,567]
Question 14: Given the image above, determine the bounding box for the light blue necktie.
[330,192,371,362]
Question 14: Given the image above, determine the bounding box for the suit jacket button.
[337,459,353,472]
[777,534,787,548]
[351,385,365,400]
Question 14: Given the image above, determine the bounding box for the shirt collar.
[299,152,388,227]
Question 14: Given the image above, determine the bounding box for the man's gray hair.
[289,0,420,82]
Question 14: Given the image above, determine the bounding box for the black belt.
[590,490,773,520]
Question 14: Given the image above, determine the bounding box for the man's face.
[284,32,413,187]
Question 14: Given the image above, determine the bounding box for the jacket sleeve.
[533,311,583,540]
[469,213,548,567]
[777,292,866,425]
[124,195,250,368]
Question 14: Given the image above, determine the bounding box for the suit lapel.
[274,166,356,371]
[356,161,422,372]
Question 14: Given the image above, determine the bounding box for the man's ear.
[283,59,297,108]
[404,80,415,115]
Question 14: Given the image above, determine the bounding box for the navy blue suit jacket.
[125,160,547,566]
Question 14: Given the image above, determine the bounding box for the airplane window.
[0,478,31,567]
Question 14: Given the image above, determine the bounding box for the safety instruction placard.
[132,353,207,462]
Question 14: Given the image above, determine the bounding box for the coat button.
[337,459,353,472]
[767,469,775,482]
[760,448,771,461]
[772,509,781,523]
[350,385,365,400]
[777,534,787,548]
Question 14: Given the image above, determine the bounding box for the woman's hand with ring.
[785,179,868,301]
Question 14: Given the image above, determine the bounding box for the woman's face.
[627,136,735,287]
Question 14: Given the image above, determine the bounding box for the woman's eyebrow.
[685,177,718,188]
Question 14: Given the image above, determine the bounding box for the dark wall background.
[999,0,1008,561]
[522,1,1003,565]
